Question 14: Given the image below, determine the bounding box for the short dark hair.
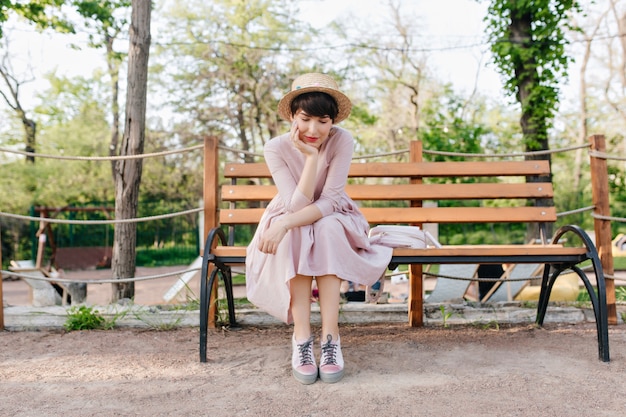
[290,92,339,121]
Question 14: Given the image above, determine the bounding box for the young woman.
[245,73,392,384]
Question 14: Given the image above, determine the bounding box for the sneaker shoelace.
[321,335,338,366]
[297,338,315,366]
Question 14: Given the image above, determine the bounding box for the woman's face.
[293,109,333,149]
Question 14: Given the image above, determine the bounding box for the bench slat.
[221,182,554,201]
[224,160,551,178]
[210,244,587,259]
[219,206,557,225]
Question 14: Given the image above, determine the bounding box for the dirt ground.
[2,267,626,416]
[0,322,625,416]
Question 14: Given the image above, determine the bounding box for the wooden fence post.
[204,136,220,328]
[589,134,617,325]
[408,140,424,327]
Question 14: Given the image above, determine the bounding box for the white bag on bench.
[368,225,441,249]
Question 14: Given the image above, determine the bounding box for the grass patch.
[232,274,246,285]
[64,305,125,331]
[135,246,198,267]
[577,286,626,303]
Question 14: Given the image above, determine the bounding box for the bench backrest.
[220,160,554,225]
[211,140,555,246]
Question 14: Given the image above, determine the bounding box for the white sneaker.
[319,334,344,383]
[291,335,317,384]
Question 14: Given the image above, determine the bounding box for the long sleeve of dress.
[312,130,353,217]
[264,136,311,213]
[264,128,354,216]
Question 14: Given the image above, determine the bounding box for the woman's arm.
[259,138,323,255]
[258,129,353,254]
[312,129,353,216]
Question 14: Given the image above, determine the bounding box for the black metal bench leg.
[199,253,211,363]
[582,259,610,362]
[222,266,237,327]
[548,225,610,362]
[199,227,235,363]
[199,265,237,362]
[571,266,605,360]
[536,264,609,362]
[535,264,554,326]
[200,266,221,362]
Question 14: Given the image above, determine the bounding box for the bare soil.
[2,267,626,416]
[1,322,626,416]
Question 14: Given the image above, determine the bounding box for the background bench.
[199,137,612,363]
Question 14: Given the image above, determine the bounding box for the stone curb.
[2,301,615,331]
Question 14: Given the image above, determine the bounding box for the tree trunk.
[21,113,36,164]
[106,33,121,178]
[111,0,151,301]
[508,10,553,240]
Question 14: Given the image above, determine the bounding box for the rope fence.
[592,212,626,223]
[3,141,623,162]
[1,268,201,284]
[0,207,204,225]
[222,142,602,161]
[0,144,204,161]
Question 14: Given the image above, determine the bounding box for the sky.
[299,0,503,96]
[2,0,503,112]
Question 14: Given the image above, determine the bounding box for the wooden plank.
[211,245,586,259]
[219,206,558,225]
[224,160,552,179]
[224,163,270,178]
[221,182,554,201]
[392,245,585,257]
[360,207,557,224]
[210,244,587,261]
[351,183,553,200]
[350,161,552,178]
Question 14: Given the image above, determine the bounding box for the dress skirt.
[246,201,393,324]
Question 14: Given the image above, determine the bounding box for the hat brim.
[277,86,352,123]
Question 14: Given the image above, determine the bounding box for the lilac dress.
[245,127,393,323]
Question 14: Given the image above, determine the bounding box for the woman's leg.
[316,274,344,383]
[316,274,341,339]
[289,274,317,384]
[290,274,313,341]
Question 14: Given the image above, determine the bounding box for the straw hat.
[277,73,352,123]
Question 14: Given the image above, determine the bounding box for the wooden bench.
[199,137,610,363]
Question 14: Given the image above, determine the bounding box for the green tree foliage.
[0,0,73,38]
[419,85,486,162]
[0,71,112,210]
[483,0,582,238]
[0,0,129,38]
[484,0,581,151]
[152,0,316,162]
